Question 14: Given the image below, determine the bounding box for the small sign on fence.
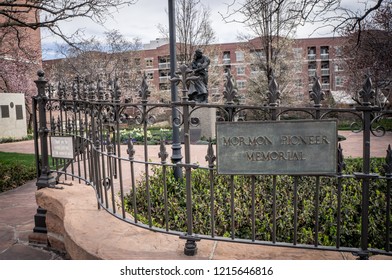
[216,120,337,175]
[50,136,74,159]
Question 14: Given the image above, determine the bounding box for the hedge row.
[124,158,390,249]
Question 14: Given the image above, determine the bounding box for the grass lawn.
[0,152,37,166]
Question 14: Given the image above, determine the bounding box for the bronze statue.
[188,49,210,103]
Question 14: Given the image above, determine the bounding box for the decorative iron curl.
[190,117,200,127]
[172,113,183,127]
[134,109,157,125]
[348,112,388,137]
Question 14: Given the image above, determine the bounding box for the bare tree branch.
[0,0,137,43]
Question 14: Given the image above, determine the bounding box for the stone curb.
[34,183,382,260]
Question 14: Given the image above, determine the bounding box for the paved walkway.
[0,131,391,260]
[0,180,65,260]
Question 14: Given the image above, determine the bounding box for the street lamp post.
[168,0,182,179]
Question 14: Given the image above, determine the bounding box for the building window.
[145,71,154,80]
[1,105,10,118]
[334,63,344,72]
[321,76,330,90]
[335,76,344,87]
[145,58,153,67]
[308,47,316,60]
[321,61,330,76]
[158,56,170,69]
[251,49,264,60]
[236,66,245,75]
[159,71,170,83]
[308,61,317,77]
[15,105,23,120]
[223,51,231,64]
[320,46,329,60]
[237,80,246,89]
[235,51,244,62]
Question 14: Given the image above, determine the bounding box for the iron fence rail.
[33,69,392,259]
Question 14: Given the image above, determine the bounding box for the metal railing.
[33,68,392,259]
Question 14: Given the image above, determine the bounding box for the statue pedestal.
[190,107,216,140]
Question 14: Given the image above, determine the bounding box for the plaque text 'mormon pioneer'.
[216,120,337,175]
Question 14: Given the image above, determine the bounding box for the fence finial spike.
[309,74,325,106]
[267,74,280,106]
[139,72,151,102]
[205,138,216,168]
[223,69,238,104]
[127,136,135,160]
[158,140,169,164]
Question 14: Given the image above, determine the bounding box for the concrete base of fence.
[34,182,391,260]
[35,183,213,260]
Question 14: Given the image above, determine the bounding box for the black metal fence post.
[171,64,200,255]
[32,70,56,236]
[356,77,375,260]
[168,0,183,179]
[34,70,56,189]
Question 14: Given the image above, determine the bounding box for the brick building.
[43,36,351,105]
[130,36,349,104]
[0,0,43,134]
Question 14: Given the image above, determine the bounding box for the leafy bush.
[119,128,172,144]
[0,162,36,192]
[0,152,37,193]
[124,158,390,249]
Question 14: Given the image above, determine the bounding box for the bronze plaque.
[216,120,337,175]
[15,105,23,120]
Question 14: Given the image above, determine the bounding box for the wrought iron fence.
[32,67,392,259]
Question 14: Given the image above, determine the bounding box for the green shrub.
[124,158,389,249]
[119,128,172,144]
[0,163,36,192]
[0,152,37,193]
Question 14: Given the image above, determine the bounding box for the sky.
[41,0,365,60]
